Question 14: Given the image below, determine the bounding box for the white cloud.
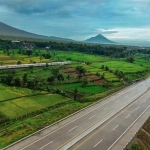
[97,27,150,40]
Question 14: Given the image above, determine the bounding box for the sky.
[0,0,150,46]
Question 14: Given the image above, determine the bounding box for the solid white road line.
[20,99,113,150]
[135,106,139,110]
[69,126,78,132]
[126,114,131,119]
[19,83,143,150]
[94,139,103,148]
[107,105,150,150]
[89,115,96,120]
[39,141,53,150]
[115,101,119,103]
[104,107,109,110]
[132,107,140,113]
[113,125,119,131]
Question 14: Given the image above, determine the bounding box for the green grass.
[30,94,71,107]
[0,101,90,149]
[12,98,44,114]
[57,83,108,94]
[51,51,110,63]
[92,61,146,73]
[0,84,42,101]
[0,50,50,65]
[0,94,71,119]
[104,72,120,82]
[0,101,26,119]
[0,90,21,101]
[134,55,150,69]
[68,64,119,83]
[0,50,149,149]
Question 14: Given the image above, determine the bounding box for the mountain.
[85,34,115,44]
[0,22,74,42]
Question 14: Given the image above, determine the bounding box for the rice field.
[91,61,146,73]
[0,94,71,119]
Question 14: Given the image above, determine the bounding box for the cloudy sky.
[0,0,150,46]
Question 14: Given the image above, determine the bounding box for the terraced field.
[51,51,110,63]
[91,61,146,73]
[0,92,71,120]
[0,49,150,149]
[0,52,50,65]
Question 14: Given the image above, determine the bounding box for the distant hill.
[0,22,74,42]
[85,34,115,44]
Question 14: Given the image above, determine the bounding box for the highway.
[69,87,150,150]
[6,78,150,150]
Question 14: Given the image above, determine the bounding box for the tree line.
[1,39,150,58]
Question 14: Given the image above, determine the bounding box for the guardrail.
[59,87,149,150]
[2,77,150,150]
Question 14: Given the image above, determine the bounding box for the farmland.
[0,41,150,148]
[91,61,146,73]
[0,93,71,119]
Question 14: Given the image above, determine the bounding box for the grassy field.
[56,82,108,94]
[0,50,150,149]
[30,94,71,107]
[51,51,111,62]
[0,94,71,119]
[0,51,50,65]
[0,84,34,101]
[70,64,120,83]
[91,61,146,73]
[0,100,90,148]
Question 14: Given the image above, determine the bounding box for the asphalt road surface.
[69,86,150,150]
[6,78,150,150]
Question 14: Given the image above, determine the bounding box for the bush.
[17,60,21,65]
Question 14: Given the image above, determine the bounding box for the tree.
[114,70,124,79]
[46,62,49,67]
[5,44,11,55]
[82,78,88,87]
[22,73,28,84]
[26,50,32,56]
[74,87,78,100]
[34,77,44,91]
[101,65,104,69]
[117,71,124,79]
[76,66,86,79]
[47,76,55,84]
[4,74,14,85]
[51,68,59,78]
[27,80,35,89]
[57,74,64,82]
[126,57,134,63]
[46,86,50,92]
[101,73,105,79]
[14,77,22,86]
[29,65,34,73]
[17,60,22,65]
[105,66,109,71]
[114,69,119,76]
[66,75,70,82]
